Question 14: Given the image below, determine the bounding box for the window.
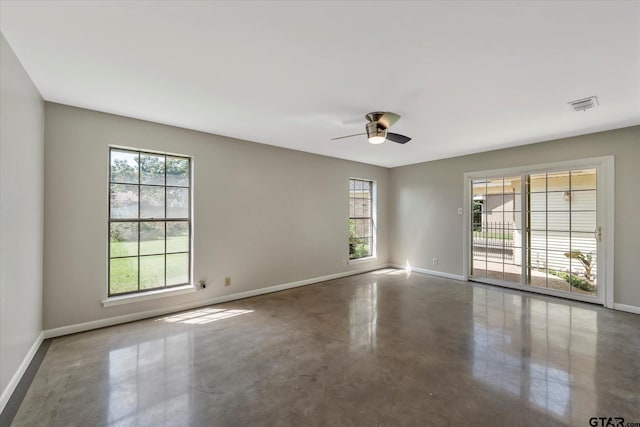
[349,178,375,260]
[109,148,191,296]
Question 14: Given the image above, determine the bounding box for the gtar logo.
[589,418,624,427]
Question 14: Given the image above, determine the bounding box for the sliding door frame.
[462,156,614,308]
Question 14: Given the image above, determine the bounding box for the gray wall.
[43,103,389,330]
[389,126,640,307]
[0,34,44,403]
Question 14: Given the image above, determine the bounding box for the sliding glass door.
[467,159,610,305]
[526,169,597,297]
[471,176,522,284]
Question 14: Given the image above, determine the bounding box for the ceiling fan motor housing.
[365,112,386,123]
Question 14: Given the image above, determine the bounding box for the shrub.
[548,269,595,292]
[352,243,370,258]
[110,223,137,242]
[564,250,594,281]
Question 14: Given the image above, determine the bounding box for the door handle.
[594,226,602,242]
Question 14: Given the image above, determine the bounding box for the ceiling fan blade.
[378,112,400,129]
[331,132,366,141]
[386,133,411,144]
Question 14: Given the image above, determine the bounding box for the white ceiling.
[1,1,639,167]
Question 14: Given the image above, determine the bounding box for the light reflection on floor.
[349,282,378,351]
[155,307,254,325]
[472,287,596,419]
[108,333,193,426]
[371,268,410,276]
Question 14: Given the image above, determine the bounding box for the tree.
[564,250,594,280]
[166,157,189,185]
[111,159,137,182]
[111,155,189,184]
[139,155,165,183]
[472,201,483,231]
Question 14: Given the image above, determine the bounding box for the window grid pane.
[349,179,374,259]
[109,148,191,296]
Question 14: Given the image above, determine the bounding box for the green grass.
[472,231,513,239]
[110,236,188,257]
[110,237,189,294]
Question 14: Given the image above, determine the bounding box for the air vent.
[569,96,598,112]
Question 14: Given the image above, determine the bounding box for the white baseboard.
[44,265,386,339]
[39,263,639,336]
[0,331,44,414]
[613,303,640,315]
[389,263,466,281]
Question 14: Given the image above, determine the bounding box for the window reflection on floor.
[108,333,192,426]
[350,282,378,351]
[156,307,254,325]
[472,288,596,420]
[371,268,408,276]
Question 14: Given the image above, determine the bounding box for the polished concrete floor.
[11,269,640,426]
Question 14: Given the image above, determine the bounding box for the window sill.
[102,285,196,308]
[348,256,377,265]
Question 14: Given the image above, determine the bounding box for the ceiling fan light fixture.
[366,122,386,144]
[368,135,386,144]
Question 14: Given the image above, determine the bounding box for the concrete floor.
[11,269,640,426]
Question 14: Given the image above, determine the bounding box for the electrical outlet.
[224,277,231,287]
[432,258,439,265]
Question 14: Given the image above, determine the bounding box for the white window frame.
[105,146,194,304]
[348,177,377,264]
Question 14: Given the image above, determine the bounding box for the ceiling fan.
[331,112,411,145]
